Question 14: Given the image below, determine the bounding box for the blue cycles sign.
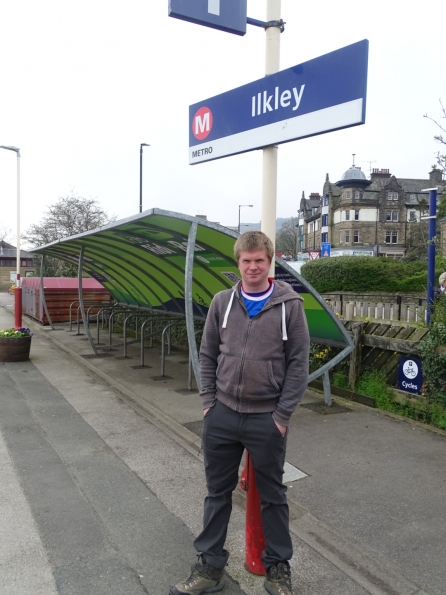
[398,357,423,395]
[169,0,247,36]
[189,40,368,164]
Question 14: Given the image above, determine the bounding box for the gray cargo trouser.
[194,399,292,570]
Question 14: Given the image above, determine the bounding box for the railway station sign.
[169,0,247,36]
[189,40,368,164]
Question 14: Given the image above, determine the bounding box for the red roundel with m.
[192,106,213,140]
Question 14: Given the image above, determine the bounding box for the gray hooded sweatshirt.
[199,279,310,427]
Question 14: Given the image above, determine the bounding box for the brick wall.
[0,266,38,292]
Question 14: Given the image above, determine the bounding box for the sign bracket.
[247,17,285,32]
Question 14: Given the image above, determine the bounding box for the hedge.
[300,256,446,293]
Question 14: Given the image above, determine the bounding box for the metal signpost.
[421,187,438,324]
[169,0,366,570]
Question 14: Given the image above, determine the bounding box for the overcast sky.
[1,0,445,245]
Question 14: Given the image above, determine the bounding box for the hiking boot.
[264,562,293,595]
[170,558,225,595]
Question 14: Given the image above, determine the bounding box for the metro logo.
[193,106,213,140]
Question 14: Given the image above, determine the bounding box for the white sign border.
[189,98,363,164]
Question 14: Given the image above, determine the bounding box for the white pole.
[262,0,281,276]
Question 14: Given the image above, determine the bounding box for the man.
[170,231,310,595]
[435,272,446,297]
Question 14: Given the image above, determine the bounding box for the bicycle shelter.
[31,209,353,401]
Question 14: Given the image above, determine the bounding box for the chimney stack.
[429,169,443,185]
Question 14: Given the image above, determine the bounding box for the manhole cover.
[301,401,351,415]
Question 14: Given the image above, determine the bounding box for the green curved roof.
[32,209,350,347]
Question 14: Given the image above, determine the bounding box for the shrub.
[431,293,446,325]
[300,256,443,293]
[356,369,394,408]
[332,370,349,388]
[419,323,446,406]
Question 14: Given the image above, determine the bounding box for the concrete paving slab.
[1,358,247,595]
[0,427,58,595]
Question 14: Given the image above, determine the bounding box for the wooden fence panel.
[340,322,430,390]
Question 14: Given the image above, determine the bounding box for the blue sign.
[169,0,247,36]
[321,242,331,257]
[398,357,423,395]
[189,40,368,164]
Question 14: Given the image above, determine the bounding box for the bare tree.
[0,226,13,242]
[276,217,299,259]
[424,99,446,176]
[23,192,115,276]
[23,192,115,247]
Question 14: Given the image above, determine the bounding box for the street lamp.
[139,143,150,214]
[421,187,439,324]
[238,204,253,234]
[0,145,21,327]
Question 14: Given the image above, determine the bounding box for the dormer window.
[345,191,351,199]
[387,192,398,201]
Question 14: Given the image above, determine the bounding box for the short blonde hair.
[234,231,274,262]
[439,272,446,284]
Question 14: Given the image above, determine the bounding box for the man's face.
[238,249,271,292]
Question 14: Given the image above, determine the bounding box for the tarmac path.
[1,294,445,594]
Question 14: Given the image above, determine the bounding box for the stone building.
[298,165,444,258]
[0,241,37,292]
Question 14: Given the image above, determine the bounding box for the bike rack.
[68,300,109,332]
[138,317,185,370]
[161,321,186,376]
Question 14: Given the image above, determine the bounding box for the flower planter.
[0,336,32,362]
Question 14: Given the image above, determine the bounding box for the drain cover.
[301,401,351,415]
[82,353,115,359]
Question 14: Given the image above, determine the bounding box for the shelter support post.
[185,222,201,392]
[322,370,332,407]
[78,246,98,355]
[40,255,55,330]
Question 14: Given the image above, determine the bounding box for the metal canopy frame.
[32,209,354,393]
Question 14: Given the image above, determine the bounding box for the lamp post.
[238,204,253,234]
[421,187,439,324]
[139,143,150,213]
[0,145,21,327]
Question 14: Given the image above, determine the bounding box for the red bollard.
[14,286,22,328]
[240,452,266,576]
